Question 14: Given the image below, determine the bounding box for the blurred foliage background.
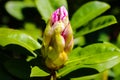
[0,0,120,43]
[68,0,120,45]
[0,0,120,80]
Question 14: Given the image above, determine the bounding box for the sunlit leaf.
[71,1,110,30]
[21,23,42,40]
[35,0,54,22]
[57,42,120,78]
[0,28,41,56]
[30,66,50,77]
[75,15,117,37]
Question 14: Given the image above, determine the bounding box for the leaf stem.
[50,70,56,80]
[102,70,108,80]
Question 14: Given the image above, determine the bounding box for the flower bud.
[41,6,74,70]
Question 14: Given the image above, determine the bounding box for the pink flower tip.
[51,6,68,25]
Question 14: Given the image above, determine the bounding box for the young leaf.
[35,0,54,22]
[30,66,50,77]
[4,59,31,80]
[75,15,117,37]
[57,42,120,78]
[0,28,41,57]
[71,1,110,30]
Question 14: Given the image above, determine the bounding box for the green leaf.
[0,28,41,57]
[50,0,68,10]
[35,0,54,22]
[71,1,110,30]
[98,33,110,42]
[57,42,120,78]
[4,59,31,80]
[21,23,42,40]
[5,1,35,20]
[74,36,86,46]
[68,47,82,60]
[112,63,120,79]
[0,64,13,80]
[70,71,105,80]
[116,33,120,48]
[30,66,50,77]
[75,15,117,37]
[5,1,25,20]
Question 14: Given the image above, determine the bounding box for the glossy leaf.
[35,0,54,22]
[75,15,117,37]
[71,1,110,30]
[4,59,31,80]
[0,28,41,56]
[30,66,50,77]
[5,1,35,20]
[57,42,120,78]
[68,47,82,60]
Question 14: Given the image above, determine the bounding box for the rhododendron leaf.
[4,59,31,80]
[5,1,35,20]
[0,64,13,80]
[71,1,110,30]
[35,0,54,22]
[0,28,41,57]
[75,15,117,37]
[57,42,120,78]
[21,23,42,40]
[30,66,50,77]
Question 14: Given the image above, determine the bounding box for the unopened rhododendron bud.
[41,6,74,70]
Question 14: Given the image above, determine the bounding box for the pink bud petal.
[52,6,68,25]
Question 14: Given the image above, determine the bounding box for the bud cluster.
[41,6,74,70]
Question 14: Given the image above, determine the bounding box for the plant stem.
[102,70,108,80]
[50,70,56,80]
